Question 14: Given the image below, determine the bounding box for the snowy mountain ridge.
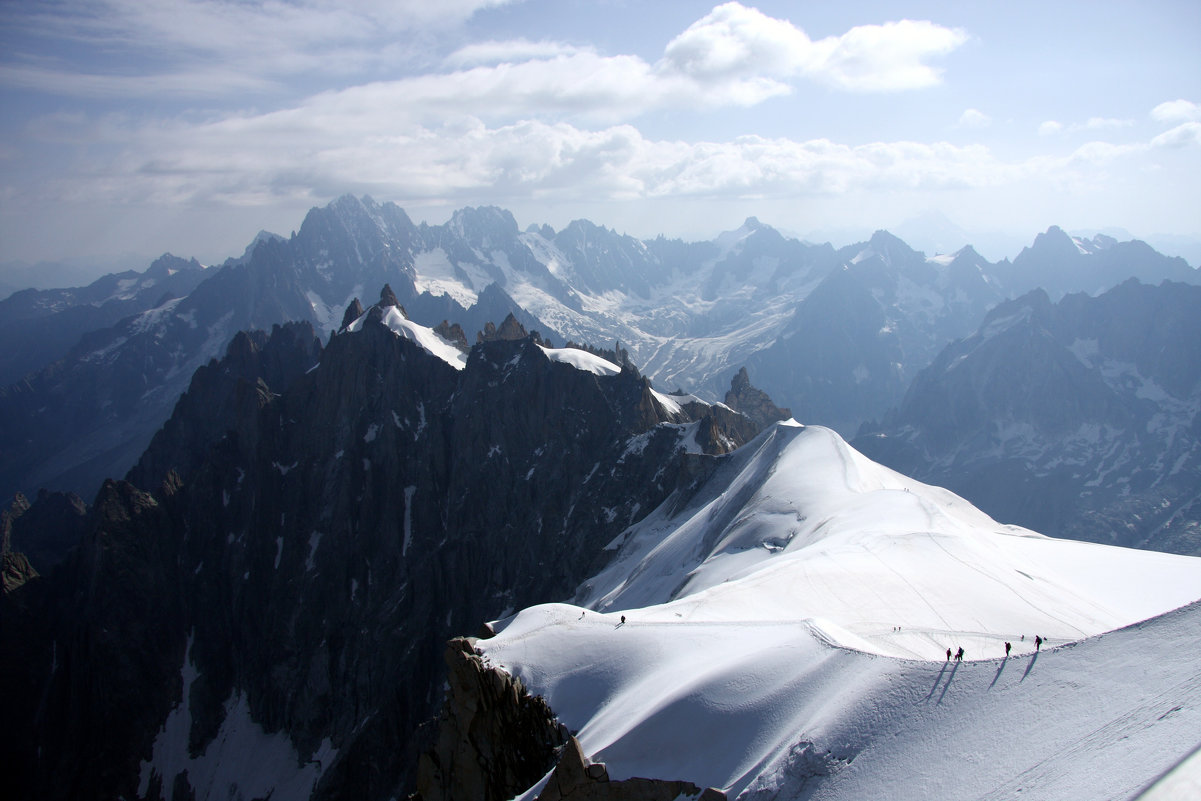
[478,422,1201,799]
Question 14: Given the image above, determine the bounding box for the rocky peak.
[366,284,408,325]
[340,297,365,330]
[725,367,792,431]
[145,253,203,280]
[415,637,567,801]
[1019,225,1080,263]
[867,230,921,266]
[379,283,401,309]
[447,206,520,247]
[477,312,529,343]
[434,320,469,352]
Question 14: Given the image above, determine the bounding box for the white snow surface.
[538,345,621,376]
[481,423,1201,800]
[346,306,467,370]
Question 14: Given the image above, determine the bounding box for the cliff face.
[3,294,781,800]
[416,638,726,801]
[417,638,568,801]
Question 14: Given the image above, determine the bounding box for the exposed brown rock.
[434,320,470,352]
[1,550,37,594]
[415,637,568,801]
[477,313,529,343]
[724,367,792,431]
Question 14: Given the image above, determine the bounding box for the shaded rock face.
[415,639,726,801]
[127,321,322,493]
[416,638,568,801]
[742,234,1004,436]
[4,297,775,801]
[856,280,1201,554]
[0,477,187,801]
[1,488,87,572]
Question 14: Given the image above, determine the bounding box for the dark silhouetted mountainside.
[0,293,777,800]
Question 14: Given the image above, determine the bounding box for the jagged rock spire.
[379,284,400,309]
[340,297,364,330]
[725,367,792,431]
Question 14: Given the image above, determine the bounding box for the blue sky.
[1,0,1198,270]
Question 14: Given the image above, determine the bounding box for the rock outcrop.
[416,639,726,801]
[724,367,792,430]
[416,638,568,801]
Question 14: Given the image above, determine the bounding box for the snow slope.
[481,422,1201,799]
[346,305,467,370]
[538,345,621,376]
[578,423,1201,660]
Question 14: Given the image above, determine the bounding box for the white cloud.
[1151,99,1201,124]
[445,39,586,68]
[15,108,1080,211]
[0,0,522,93]
[957,109,991,128]
[807,19,968,92]
[660,4,966,92]
[1151,122,1201,149]
[1038,117,1133,136]
[1082,117,1134,130]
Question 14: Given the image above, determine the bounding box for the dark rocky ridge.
[2,293,783,800]
[1,488,87,572]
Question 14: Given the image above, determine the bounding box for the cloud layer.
[0,0,1197,263]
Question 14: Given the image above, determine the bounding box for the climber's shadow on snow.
[988,656,1008,689]
[926,662,949,700]
[1021,651,1039,681]
[928,661,958,704]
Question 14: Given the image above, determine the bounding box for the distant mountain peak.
[448,205,520,241]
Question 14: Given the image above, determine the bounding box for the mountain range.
[2,196,1196,546]
[1,196,1199,799]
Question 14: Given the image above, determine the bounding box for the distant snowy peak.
[446,205,520,248]
[713,216,769,254]
[238,230,286,262]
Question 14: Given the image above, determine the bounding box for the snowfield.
[481,423,1201,800]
